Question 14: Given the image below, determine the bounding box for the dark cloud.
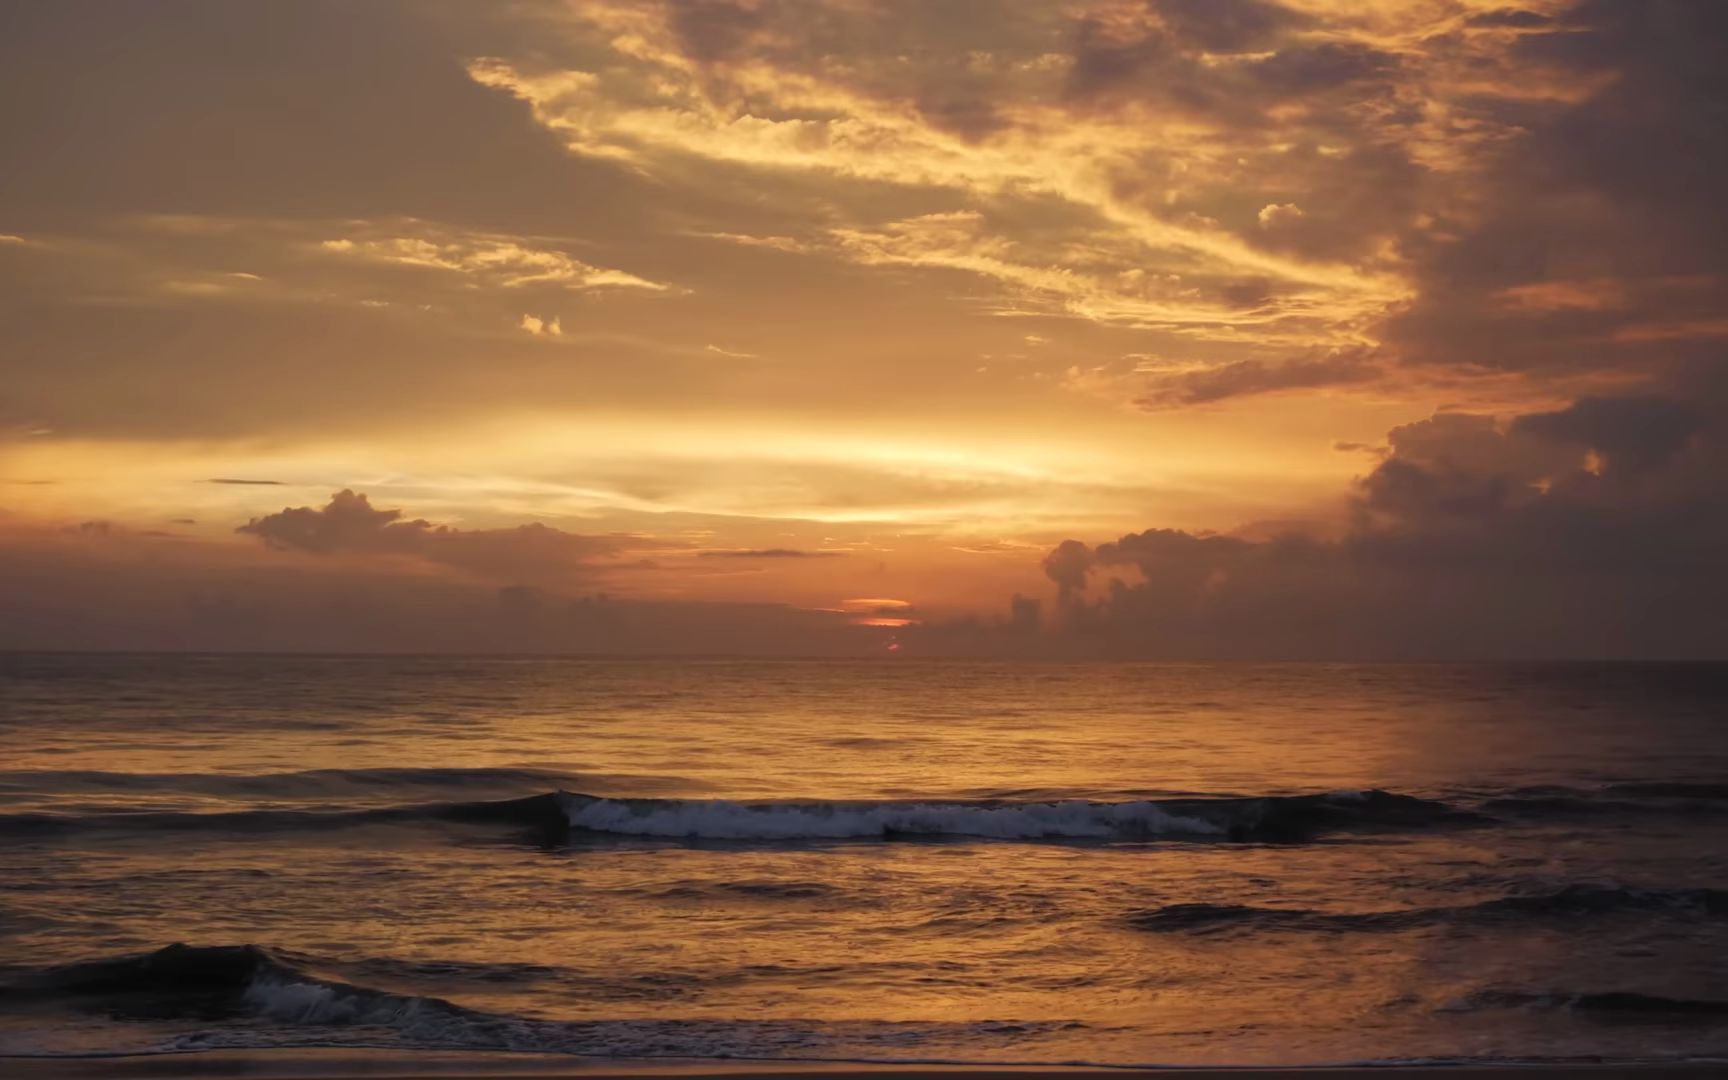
[1041,538,1092,602]
[1029,389,1728,658]
[914,96,1009,142]
[1386,0,1728,379]
[1065,16,1183,103]
[1153,0,1308,54]
[1136,349,1378,408]
[1246,42,1399,95]
[1066,1,1391,126]
[1465,10,1554,29]
[207,478,286,486]
[665,0,767,63]
[1511,395,1705,476]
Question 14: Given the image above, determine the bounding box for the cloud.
[1257,203,1305,229]
[966,2,1727,659]
[318,227,667,292]
[1494,279,1626,313]
[697,548,844,558]
[237,490,634,585]
[463,1,1418,333]
[520,313,562,336]
[1029,385,1728,658]
[1466,10,1555,30]
[1384,0,1728,385]
[1511,395,1705,475]
[1135,347,1379,407]
[1041,538,1092,602]
[1155,0,1311,54]
[207,478,286,486]
[822,211,1380,345]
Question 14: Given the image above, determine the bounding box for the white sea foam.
[242,975,437,1028]
[558,795,1226,840]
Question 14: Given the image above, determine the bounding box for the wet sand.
[6,1050,1724,1080]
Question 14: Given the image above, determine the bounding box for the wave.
[556,789,1477,843]
[13,775,1725,846]
[0,788,1477,845]
[1480,781,1728,820]
[8,946,1728,1064]
[1454,988,1728,1019]
[0,793,572,840]
[0,945,1088,1059]
[1604,781,1728,801]
[1127,884,1728,934]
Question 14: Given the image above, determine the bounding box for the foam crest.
[559,794,1226,840]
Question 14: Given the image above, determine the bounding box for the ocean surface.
[2,654,1726,1068]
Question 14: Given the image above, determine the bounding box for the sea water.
[2,655,1725,1066]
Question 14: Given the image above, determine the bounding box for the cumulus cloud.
[999,1,1728,658]
[1032,388,1728,658]
[520,313,562,336]
[1257,203,1305,229]
[1510,395,1706,476]
[237,490,633,585]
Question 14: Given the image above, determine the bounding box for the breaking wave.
[0,945,1088,1059]
[555,788,1481,842]
[9,775,1724,846]
[0,787,1478,845]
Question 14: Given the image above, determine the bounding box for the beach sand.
[6,1051,1723,1080]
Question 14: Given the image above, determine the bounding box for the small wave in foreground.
[1127,884,1728,934]
[0,945,1089,1060]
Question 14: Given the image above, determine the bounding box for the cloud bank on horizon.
[1,0,1724,657]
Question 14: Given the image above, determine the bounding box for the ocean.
[1,654,1725,1068]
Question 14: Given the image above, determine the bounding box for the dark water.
[2,655,1726,1066]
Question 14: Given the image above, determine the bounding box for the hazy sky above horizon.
[3,0,1725,657]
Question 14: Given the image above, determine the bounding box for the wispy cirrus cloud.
[458,0,1601,404]
[317,229,668,292]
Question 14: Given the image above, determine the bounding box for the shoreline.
[5,1050,1725,1080]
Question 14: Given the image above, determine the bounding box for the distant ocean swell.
[4,772,1725,844]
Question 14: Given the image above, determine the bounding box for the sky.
[2,0,1725,658]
